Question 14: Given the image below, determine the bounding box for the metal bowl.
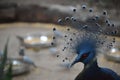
[105,48,120,63]
[3,58,30,76]
[17,33,56,49]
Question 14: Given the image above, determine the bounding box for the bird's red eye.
[82,54,88,58]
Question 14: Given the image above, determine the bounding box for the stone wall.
[0,3,120,37]
[0,3,71,23]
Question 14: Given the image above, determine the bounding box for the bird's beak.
[69,54,81,68]
[69,60,76,68]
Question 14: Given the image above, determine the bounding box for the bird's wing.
[101,68,120,80]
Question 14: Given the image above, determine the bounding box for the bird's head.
[70,37,97,67]
[19,47,25,56]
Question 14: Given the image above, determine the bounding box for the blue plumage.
[70,37,120,80]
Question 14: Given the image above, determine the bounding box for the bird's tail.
[16,35,24,42]
[33,63,37,68]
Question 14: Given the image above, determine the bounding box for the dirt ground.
[0,23,120,80]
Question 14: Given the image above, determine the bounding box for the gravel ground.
[0,23,120,80]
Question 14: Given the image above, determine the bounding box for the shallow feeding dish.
[105,47,120,62]
[17,33,56,49]
[3,58,30,76]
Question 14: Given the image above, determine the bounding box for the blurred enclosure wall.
[0,0,120,36]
